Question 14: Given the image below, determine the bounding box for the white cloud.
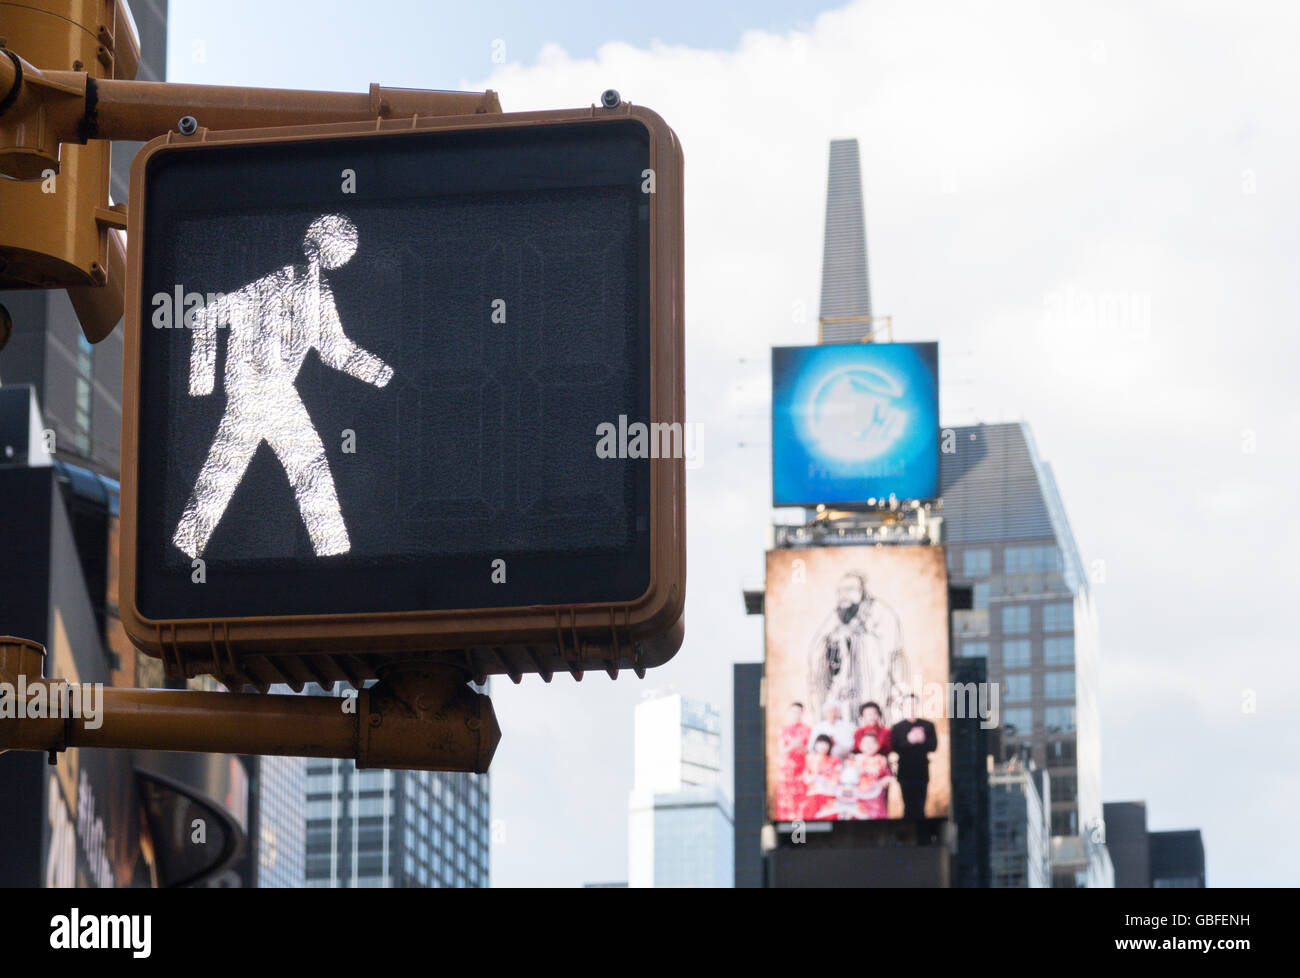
[471,0,1300,886]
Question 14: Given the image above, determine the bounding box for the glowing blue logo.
[772,343,938,505]
[807,366,908,462]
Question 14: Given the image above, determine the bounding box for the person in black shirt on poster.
[890,693,938,819]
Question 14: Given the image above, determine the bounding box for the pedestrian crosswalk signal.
[120,106,685,690]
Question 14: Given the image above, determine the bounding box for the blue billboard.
[771,342,939,506]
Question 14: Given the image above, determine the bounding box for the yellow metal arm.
[0,48,501,180]
[0,637,500,772]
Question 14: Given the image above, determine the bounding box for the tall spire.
[818,139,875,343]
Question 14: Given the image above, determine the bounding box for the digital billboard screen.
[765,545,950,821]
[771,342,939,506]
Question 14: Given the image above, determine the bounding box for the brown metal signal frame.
[118,106,686,692]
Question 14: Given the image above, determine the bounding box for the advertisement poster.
[765,545,950,821]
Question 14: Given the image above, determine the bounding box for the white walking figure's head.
[303,214,359,271]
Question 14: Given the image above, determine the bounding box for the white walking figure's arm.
[187,293,230,397]
[315,279,393,388]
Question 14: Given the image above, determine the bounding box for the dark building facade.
[1149,830,1206,888]
[949,656,990,888]
[1104,801,1206,888]
[1103,801,1152,888]
[0,390,248,886]
[0,459,152,886]
[768,844,950,888]
[732,662,764,888]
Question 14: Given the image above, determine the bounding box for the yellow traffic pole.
[0,637,500,772]
[0,45,501,180]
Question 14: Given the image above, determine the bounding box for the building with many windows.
[253,754,307,888]
[942,422,1112,887]
[303,686,491,888]
[628,690,733,888]
[989,758,1051,888]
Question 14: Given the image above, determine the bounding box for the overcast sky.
[169,0,1299,887]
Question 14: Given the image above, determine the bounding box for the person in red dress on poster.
[775,702,811,820]
[852,701,893,757]
[853,732,895,820]
[802,734,842,820]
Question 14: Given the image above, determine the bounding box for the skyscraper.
[1149,830,1206,888]
[1104,801,1207,888]
[732,663,765,888]
[818,138,879,344]
[949,656,991,888]
[627,690,733,888]
[989,758,1052,888]
[302,686,491,888]
[1103,800,1151,888]
[941,421,1112,887]
[733,138,952,888]
[253,754,307,888]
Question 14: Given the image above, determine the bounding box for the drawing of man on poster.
[807,571,907,724]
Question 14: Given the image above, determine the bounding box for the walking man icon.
[172,214,392,559]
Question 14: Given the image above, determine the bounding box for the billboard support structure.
[776,505,943,549]
[817,314,892,344]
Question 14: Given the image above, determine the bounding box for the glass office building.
[943,422,1112,887]
[303,686,490,888]
[628,690,733,888]
[255,754,307,888]
[989,759,1051,888]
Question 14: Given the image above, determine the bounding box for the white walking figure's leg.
[173,408,263,558]
[267,393,350,556]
